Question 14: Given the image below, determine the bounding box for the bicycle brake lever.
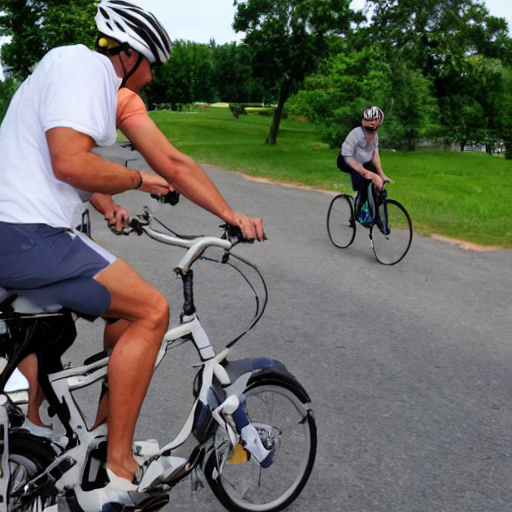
[128,217,146,235]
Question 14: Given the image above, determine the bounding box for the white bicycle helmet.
[362,106,385,123]
[95,0,172,66]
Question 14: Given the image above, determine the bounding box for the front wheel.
[327,194,356,249]
[206,383,316,512]
[371,199,413,265]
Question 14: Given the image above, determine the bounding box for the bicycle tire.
[205,382,317,512]
[371,199,413,265]
[7,432,57,511]
[327,194,356,249]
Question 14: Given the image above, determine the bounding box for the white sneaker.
[75,468,168,512]
[22,418,52,437]
[105,468,137,491]
[74,484,136,512]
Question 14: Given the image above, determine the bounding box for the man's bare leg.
[18,354,47,427]
[21,318,131,431]
[94,259,169,481]
[92,319,131,429]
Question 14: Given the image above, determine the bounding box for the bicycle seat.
[0,288,76,394]
[0,286,63,315]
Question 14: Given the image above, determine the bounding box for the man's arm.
[46,127,172,196]
[118,113,264,241]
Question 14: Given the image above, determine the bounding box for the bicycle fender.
[223,358,311,404]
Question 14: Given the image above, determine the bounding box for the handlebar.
[122,208,253,274]
[115,202,267,347]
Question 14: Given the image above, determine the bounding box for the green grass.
[144,107,512,248]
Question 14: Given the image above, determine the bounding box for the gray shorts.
[0,222,116,317]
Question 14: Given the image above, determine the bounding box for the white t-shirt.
[341,126,379,165]
[0,45,122,228]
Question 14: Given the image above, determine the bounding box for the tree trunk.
[265,82,291,145]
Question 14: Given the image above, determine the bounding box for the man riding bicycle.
[337,106,392,229]
[0,0,264,505]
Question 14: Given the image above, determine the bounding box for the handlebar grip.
[151,191,180,206]
[222,224,254,244]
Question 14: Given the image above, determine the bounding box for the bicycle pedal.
[138,456,189,490]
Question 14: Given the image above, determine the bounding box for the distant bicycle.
[327,181,413,265]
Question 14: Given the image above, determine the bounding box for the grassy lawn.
[144,107,511,248]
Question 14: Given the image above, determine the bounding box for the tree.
[233,0,358,145]
[362,0,512,157]
[365,0,510,77]
[211,42,265,103]
[145,40,215,106]
[436,56,512,154]
[383,61,440,151]
[0,0,96,80]
[500,66,512,159]
[287,45,439,150]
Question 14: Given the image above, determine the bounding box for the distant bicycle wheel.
[371,199,413,265]
[327,194,356,249]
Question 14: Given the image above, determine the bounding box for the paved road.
[70,145,511,512]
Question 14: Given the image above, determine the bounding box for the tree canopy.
[0,0,96,80]
[233,0,358,145]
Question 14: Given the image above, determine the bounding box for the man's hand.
[90,193,130,233]
[104,206,130,233]
[371,174,384,191]
[137,170,174,195]
[231,213,265,242]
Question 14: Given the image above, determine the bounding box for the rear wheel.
[327,194,356,249]
[206,383,316,512]
[8,432,56,511]
[371,199,413,265]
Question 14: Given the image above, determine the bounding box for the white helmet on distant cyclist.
[95,0,172,67]
[362,106,385,123]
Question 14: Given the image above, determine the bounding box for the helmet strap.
[120,51,144,88]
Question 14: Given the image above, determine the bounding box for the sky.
[0,0,511,78]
